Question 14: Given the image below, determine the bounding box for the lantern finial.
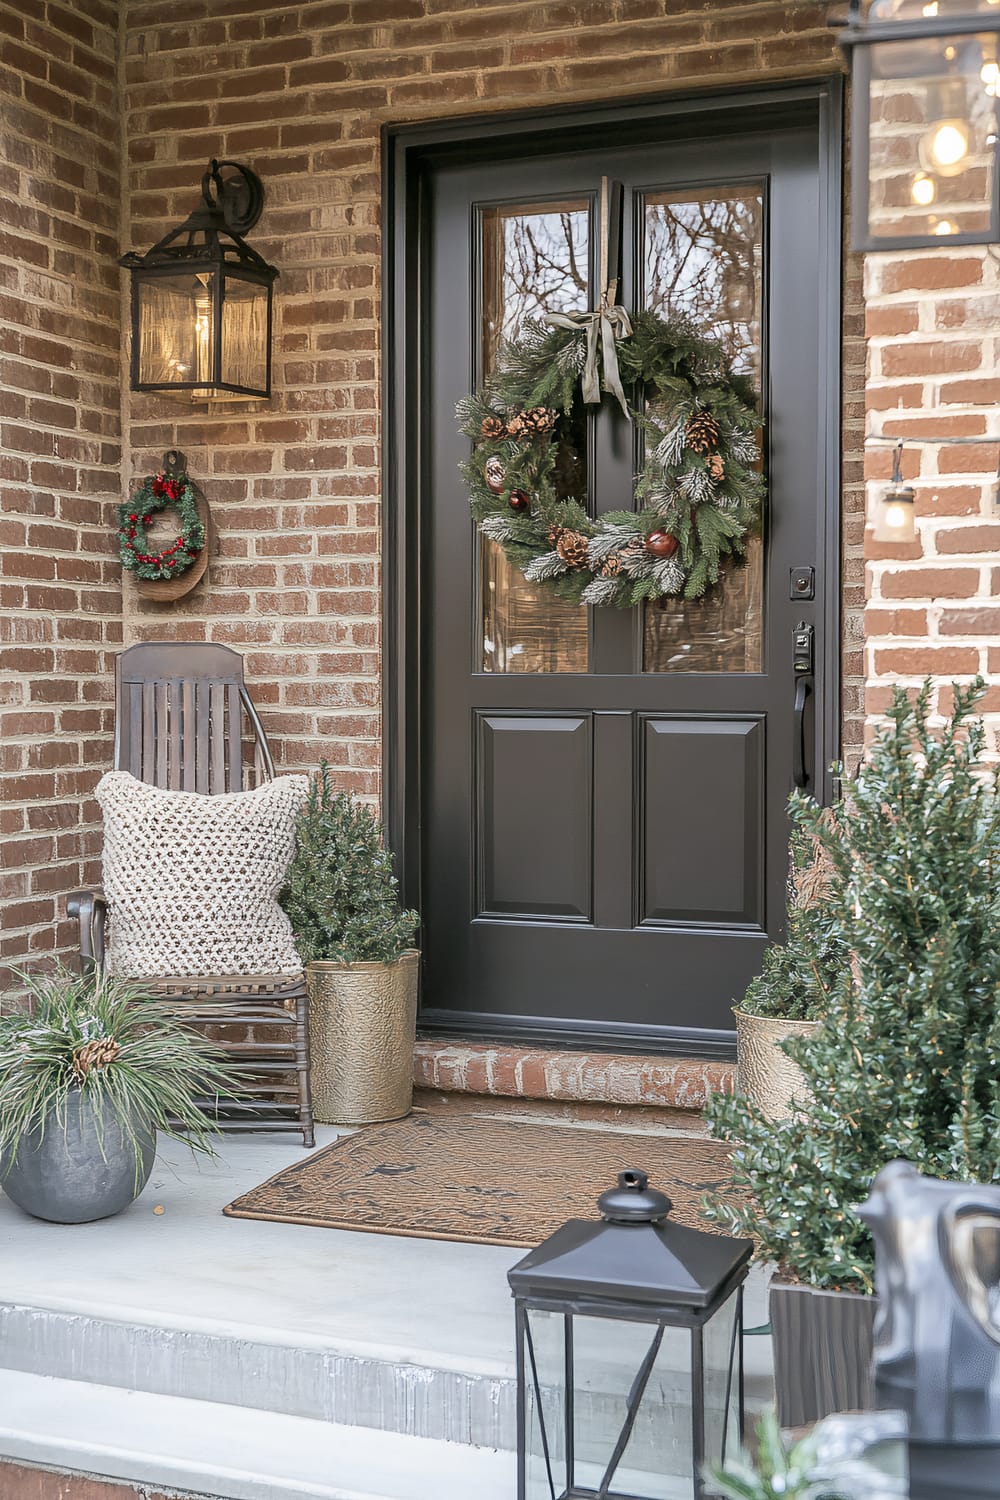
[598,1169,673,1224]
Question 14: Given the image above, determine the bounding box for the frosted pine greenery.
[0,966,236,1167]
[705,681,1000,1292]
[281,763,418,966]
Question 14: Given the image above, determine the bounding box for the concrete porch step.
[0,1369,515,1500]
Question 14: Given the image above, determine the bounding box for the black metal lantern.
[120,159,278,400]
[507,1170,752,1500]
[839,0,1000,250]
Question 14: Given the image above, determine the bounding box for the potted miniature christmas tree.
[706,681,1000,1426]
[280,764,420,1125]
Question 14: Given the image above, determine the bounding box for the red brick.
[873,647,981,675]
[934,525,1000,554]
[880,568,981,599]
[939,607,1000,636]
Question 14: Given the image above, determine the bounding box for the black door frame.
[382,78,844,1048]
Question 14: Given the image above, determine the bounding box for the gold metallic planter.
[306,951,420,1126]
[735,1010,817,1122]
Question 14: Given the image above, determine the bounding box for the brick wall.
[11,0,991,974]
[120,0,856,794]
[0,0,123,980]
[864,246,1000,751]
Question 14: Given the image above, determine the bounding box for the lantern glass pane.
[701,1294,741,1476]
[523,1309,568,1500]
[865,30,999,241]
[221,275,269,393]
[525,1308,701,1499]
[137,273,216,388]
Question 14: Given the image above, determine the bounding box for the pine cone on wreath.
[553,528,590,571]
[618,537,648,570]
[684,410,721,454]
[707,453,725,482]
[480,415,506,441]
[599,554,622,578]
[505,412,526,438]
[519,406,557,436]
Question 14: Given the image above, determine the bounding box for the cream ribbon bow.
[547,177,633,419]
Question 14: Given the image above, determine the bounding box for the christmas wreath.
[118,471,206,582]
[456,310,764,606]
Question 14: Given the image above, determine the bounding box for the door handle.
[792,622,814,791]
[793,674,812,790]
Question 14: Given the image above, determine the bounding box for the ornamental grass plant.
[0,965,236,1166]
[706,681,1000,1292]
[280,762,419,966]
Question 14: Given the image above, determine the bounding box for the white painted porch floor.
[0,1126,775,1499]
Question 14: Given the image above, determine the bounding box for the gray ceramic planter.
[770,1277,877,1427]
[1,1088,155,1224]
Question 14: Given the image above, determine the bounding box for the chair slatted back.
[115,643,274,795]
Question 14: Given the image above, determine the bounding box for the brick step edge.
[412,1040,734,1110]
[0,1459,203,1500]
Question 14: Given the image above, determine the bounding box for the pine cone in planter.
[72,1036,121,1079]
[684,410,721,454]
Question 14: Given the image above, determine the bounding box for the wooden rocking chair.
[69,642,315,1147]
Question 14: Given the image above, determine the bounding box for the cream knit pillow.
[96,770,308,979]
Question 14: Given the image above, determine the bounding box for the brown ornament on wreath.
[480,415,506,441]
[645,529,679,559]
[685,410,721,454]
[484,456,506,494]
[508,489,531,513]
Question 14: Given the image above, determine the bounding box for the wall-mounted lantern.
[838,0,1000,250]
[873,441,917,540]
[507,1169,752,1500]
[119,159,278,400]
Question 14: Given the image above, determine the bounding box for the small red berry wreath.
[118,472,206,582]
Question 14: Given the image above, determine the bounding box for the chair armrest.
[67,890,107,972]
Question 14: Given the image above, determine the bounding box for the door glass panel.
[479,199,590,674]
[642,185,765,674]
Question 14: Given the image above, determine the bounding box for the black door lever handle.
[793,673,813,790]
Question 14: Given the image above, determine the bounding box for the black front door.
[408,95,839,1056]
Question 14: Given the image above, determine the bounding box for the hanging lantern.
[120,159,278,400]
[507,1169,752,1500]
[873,441,917,541]
[838,0,1000,250]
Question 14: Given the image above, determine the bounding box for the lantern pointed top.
[508,1172,752,1313]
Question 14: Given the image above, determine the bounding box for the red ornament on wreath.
[508,489,531,513]
[645,529,679,559]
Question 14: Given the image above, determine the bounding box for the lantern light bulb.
[911,173,937,206]
[922,1,938,13]
[884,503,909,531]
[983,61,1000,96]
[935,218,958,234]
[927,122,970,170]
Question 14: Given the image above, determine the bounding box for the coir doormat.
[223,1114,736,1248]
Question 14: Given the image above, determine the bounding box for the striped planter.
[769,1278,877,1428]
